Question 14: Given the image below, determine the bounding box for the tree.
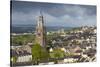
[11,56,18,64]
[50,48,65,64]
[12,34,35,45]
[31,43,49,65]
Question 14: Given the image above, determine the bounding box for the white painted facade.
[16,55,32,62]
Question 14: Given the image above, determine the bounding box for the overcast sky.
[11,1,96,27]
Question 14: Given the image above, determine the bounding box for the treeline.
[11,34,35,46]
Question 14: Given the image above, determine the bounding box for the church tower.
[35,11,46,47]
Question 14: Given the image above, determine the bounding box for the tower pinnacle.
[40,9,42,16]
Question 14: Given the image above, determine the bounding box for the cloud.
[11,1,96,27]
[12,9,42,25]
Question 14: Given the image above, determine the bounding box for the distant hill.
[11,24,74,33]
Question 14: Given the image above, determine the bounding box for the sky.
[11,1,96,27]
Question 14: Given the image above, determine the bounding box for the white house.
[16,55,32,62]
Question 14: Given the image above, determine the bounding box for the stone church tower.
[35,11,46,47]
